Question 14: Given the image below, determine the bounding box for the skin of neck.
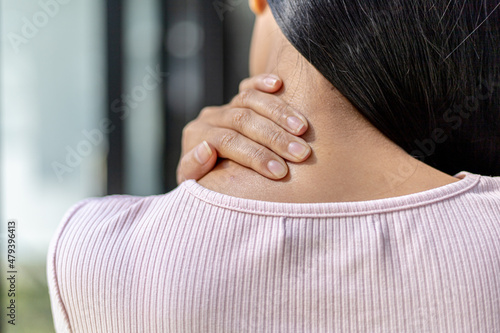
[198,7,459,203]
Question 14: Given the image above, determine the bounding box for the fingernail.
[194,141,212,165]
[264,76,279,87]
[267,160,287,178]
[287,116,305,133]
[288,142,310,159]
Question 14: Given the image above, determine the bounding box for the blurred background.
[1,0,253,331]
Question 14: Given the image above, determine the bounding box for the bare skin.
[196,5,459,203]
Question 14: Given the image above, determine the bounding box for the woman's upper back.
[48,171,500,332]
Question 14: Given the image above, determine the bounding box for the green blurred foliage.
[2,265,54,333]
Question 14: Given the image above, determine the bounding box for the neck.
[198,31,459,203]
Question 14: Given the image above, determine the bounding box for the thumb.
[177,141,218,184]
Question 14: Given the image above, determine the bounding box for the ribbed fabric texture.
[47,171,500,332]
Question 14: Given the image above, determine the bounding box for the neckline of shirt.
[181,171,481,217]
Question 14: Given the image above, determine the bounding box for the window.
[0,1,252,330]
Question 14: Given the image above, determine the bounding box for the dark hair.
[268,0,500,176]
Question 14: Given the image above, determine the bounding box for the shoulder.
[47,194,148,269]
[47,195,145,332]
[52,196,140,239]
[465,172,500,197]
[50,190,181,243]
[46,186,193,324]
[450,172,500,217]
[65,195,142,221]
[48,184,197,251]
[477,173,500,189]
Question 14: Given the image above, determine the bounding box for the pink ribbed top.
[47,171,500,332]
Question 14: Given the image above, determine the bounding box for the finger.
[211,107,311,162]
[177,141,218,184]
[208,128,289,179]
[232,89,309,136]
[239,74,283,93]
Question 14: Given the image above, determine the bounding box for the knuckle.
[267,102,288,122]
[231,109,251,130]
[239,78,250,92]
[181,121,196,142]
[235,89,254,106]
[199,106,214,118]
[249,146,269,165]
[182,121,194,135]
[181,120,204,153]
[218,131,238,149]
[268,130,286,147]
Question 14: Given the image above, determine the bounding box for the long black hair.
[268,0,500,176]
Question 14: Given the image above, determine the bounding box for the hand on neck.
[197,8,459,203]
